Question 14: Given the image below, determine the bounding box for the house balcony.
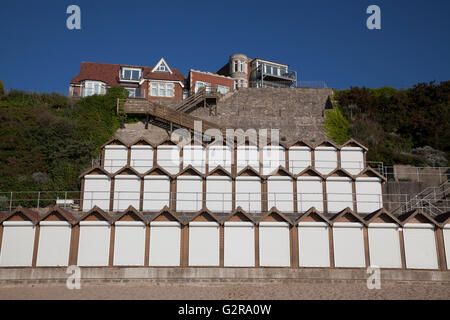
[249,64,297,88]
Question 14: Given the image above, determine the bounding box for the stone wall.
[190,87,332,143]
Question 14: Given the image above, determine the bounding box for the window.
[151,83,157,96]
[195,81,209,93]
[239,62,244,72]
[150,82,175,97]
[83,81,105,97]
[157,62,168,72]
[121,68,141,81]
[234,61,239,72]
[217,85,230,94]
[125,88,136,98]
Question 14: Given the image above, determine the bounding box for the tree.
[0,80,5,96]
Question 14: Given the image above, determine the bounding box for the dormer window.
[121,67,141,81]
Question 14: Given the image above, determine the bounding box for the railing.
[176,86,221,112]
[393,180,450,216]
[0,190,413,214]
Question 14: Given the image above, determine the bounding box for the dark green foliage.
[0,88,125,193]
[335,81,450,166]
[0,80,5,96]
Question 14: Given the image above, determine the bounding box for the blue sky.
[0,0,449,94]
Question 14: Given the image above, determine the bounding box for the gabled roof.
[236,166,263,178]
[38,206,76,225]
[77,206,113,224]
[330,208,367,226]
[157,137,180,146]
[79,166,112,178]
[398,209,439,226]
[314,139,339,149]
[70,61,184,86]
[289,139,314,149]
[100,137,129,149]
[295,207,331,225]
[188,209,221,224]
[356,167,386,182]
[0,206,40,225]
[295,166,324,179]
[129,137,155,148]
[142,165,173,178]
[325,168,355,180]
[113,166,142,177]
[176,165,205,178]
[259,207,293,225]
[148,206,183,224]
[114,206,148,224]
[265,166,295,178]
[340,139,368,151]
[207,166,233,178]
[224,207,256,223]
[151,58,173,74]
[434,211,450,226]
[363,208,402,225]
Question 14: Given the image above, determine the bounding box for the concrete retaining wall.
[0,267,448,287]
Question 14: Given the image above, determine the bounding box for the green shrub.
[323,104,349,145]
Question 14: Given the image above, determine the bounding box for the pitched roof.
[38,206,77,225]
[363,208,401,225]
[330,208,367,225]
[77,206,113,224]
[79,166,112,178]
[295,166,324,179]
[148,206,183,224]
[434,211,450,226]
[0,206,40,224]
[259,207,293,225]
[398,209,439,226]
[70,61,184,86]
[356,167,386,182]
[224,207,256,223]
[340,139,368,151]
[295,207,331,225]
[114,206,148,224]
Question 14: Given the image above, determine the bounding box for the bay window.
[83,81,106,97]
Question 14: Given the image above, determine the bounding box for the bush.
[323,104,349,145]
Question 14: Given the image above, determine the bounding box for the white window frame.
[121,68,141,81]
[82,81,106,97]
[149,82,175,97]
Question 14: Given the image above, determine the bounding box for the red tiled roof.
[70,61,185,86]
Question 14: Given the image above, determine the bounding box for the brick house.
[69,58,186,101]
[69,54,297,101]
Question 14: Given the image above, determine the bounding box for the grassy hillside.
[0,81,448,195]
[0,87,128,193]
[327,81,450,167]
